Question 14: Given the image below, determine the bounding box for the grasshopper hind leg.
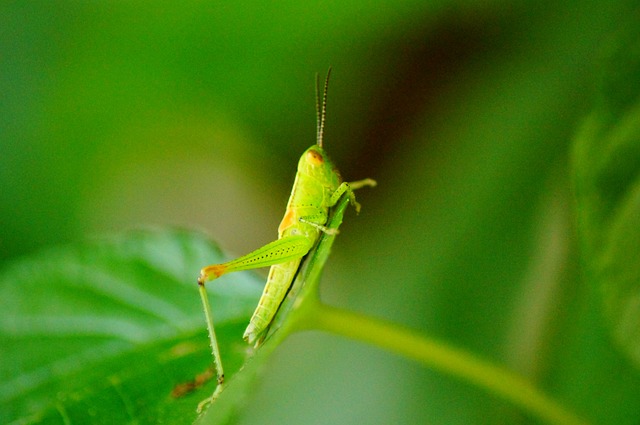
[197,279,225,410]
[196,235,314,405]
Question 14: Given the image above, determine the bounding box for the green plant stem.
[298,302,589,425]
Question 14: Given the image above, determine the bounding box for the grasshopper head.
[298,145,341,183]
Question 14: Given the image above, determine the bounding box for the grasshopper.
[197,69,376,401]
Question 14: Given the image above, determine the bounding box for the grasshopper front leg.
[329,178,377,213]
[197,235,314,406]
[299,179,377,235]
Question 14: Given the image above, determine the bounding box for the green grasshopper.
[197,69,376,401]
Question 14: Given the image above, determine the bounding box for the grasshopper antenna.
[316,67,332,148]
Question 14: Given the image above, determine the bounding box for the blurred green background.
[3,1,640,424]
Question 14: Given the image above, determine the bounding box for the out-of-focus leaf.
[0,229,262,424]
[572,14,640,367]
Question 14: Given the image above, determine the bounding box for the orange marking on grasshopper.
[278,208,296,234]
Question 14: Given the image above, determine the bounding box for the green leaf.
[0,229,262,424]
[572,14,640,367]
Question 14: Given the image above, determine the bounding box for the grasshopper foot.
[196,381,225,413]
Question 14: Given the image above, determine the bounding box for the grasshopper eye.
[306,150,324,165]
